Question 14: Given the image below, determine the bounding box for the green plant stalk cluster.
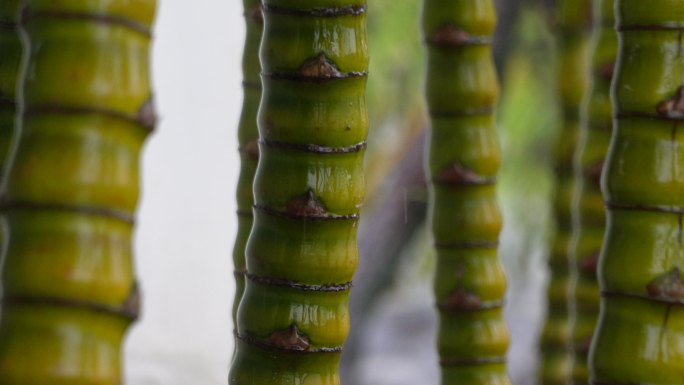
[422,1,510,384]
[589,1,684,383]
[540,1,592,384]
[569,0,616,383]
[0,0,21,173]
[232,0,263,334]
[229,0,369,383]
[0,1,156,383]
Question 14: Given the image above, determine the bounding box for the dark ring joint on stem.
[2,201,135,224]
[616,111,684,122]
[437,299,505,313]
[0,98,17,109]
[254,204,359,221]
[263,70,368,83]
[261,4,366,17]
[260,139,367,154]
[246,273,352,293]
[0,20,17,32]
[605,202,684,215]
[618,23,684,32]
[20,8,152,37]
[592,382,650,385]
[236,332,343,354]
[25,103,157,133]
[434,241,499,250]
[233,269,248,278]
[432,176,497,187]
[425,36,493,48]
[440,356,506,367]
[602,290,684,306]
[429,107,494,118]
[2,294,139,321]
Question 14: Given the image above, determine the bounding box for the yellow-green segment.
[539,2,592,384]
[568,1,616,384]
[0,1,156,383]
[229,1,369,383]
[421,1,510,384]
[588,1,684,384]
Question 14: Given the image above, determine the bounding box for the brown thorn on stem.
[427,24,471,46]
[656,86,684,118]
[580,251,599,276]
[137,98,157,131]
[122,282,141,320]
[299,53,342,79]
[250,4,263,25]
[268,324,310,351]
[646,267,684,301]
[585,160,604,187]
[243,139,259,161]
[436,162,490,185]
[287,189,327,216]
[599,61,615,82]
[440,289,482,312]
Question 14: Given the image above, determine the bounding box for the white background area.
[125,1,242,383]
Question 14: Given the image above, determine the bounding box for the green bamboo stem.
[228,0,369,383]
[0,1,155,383]
[540,2,592,384]
[421,1,509,384]
[0,0,22,175]
[232,0,263,335]
[588,1,684,384]
[569,0,616,383]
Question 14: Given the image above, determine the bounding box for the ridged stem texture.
[228,0,369,383]
[0,0,21,175]
[421,1,510,384]
[569,0,616,383]
[589,1,684,384]
[232,0,263,335]
[0,1,156,383]
[539,2,592,384]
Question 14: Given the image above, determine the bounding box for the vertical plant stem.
[232,0,263,338]
[0,0,21,175]
[229,0,369,383]
[422,1,510,384]
[539,2,592,384]
[0,1,156,383]
[569,0,616,383]
[589,1,684,383]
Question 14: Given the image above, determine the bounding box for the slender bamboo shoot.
[0,1,156,383]
[422,1,510,384]
[589,1,684,383]
[540,2,592,383]
[569,0,616,383]
[229,0,369,383]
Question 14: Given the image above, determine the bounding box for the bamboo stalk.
[539,2,592,384]
[228,0,369,383]
[589,1,684,383]
[232,0,263,337]
[0,0,22,175]
[569,0,616,383]
[421,1,510,384]
[0,1,156,382]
